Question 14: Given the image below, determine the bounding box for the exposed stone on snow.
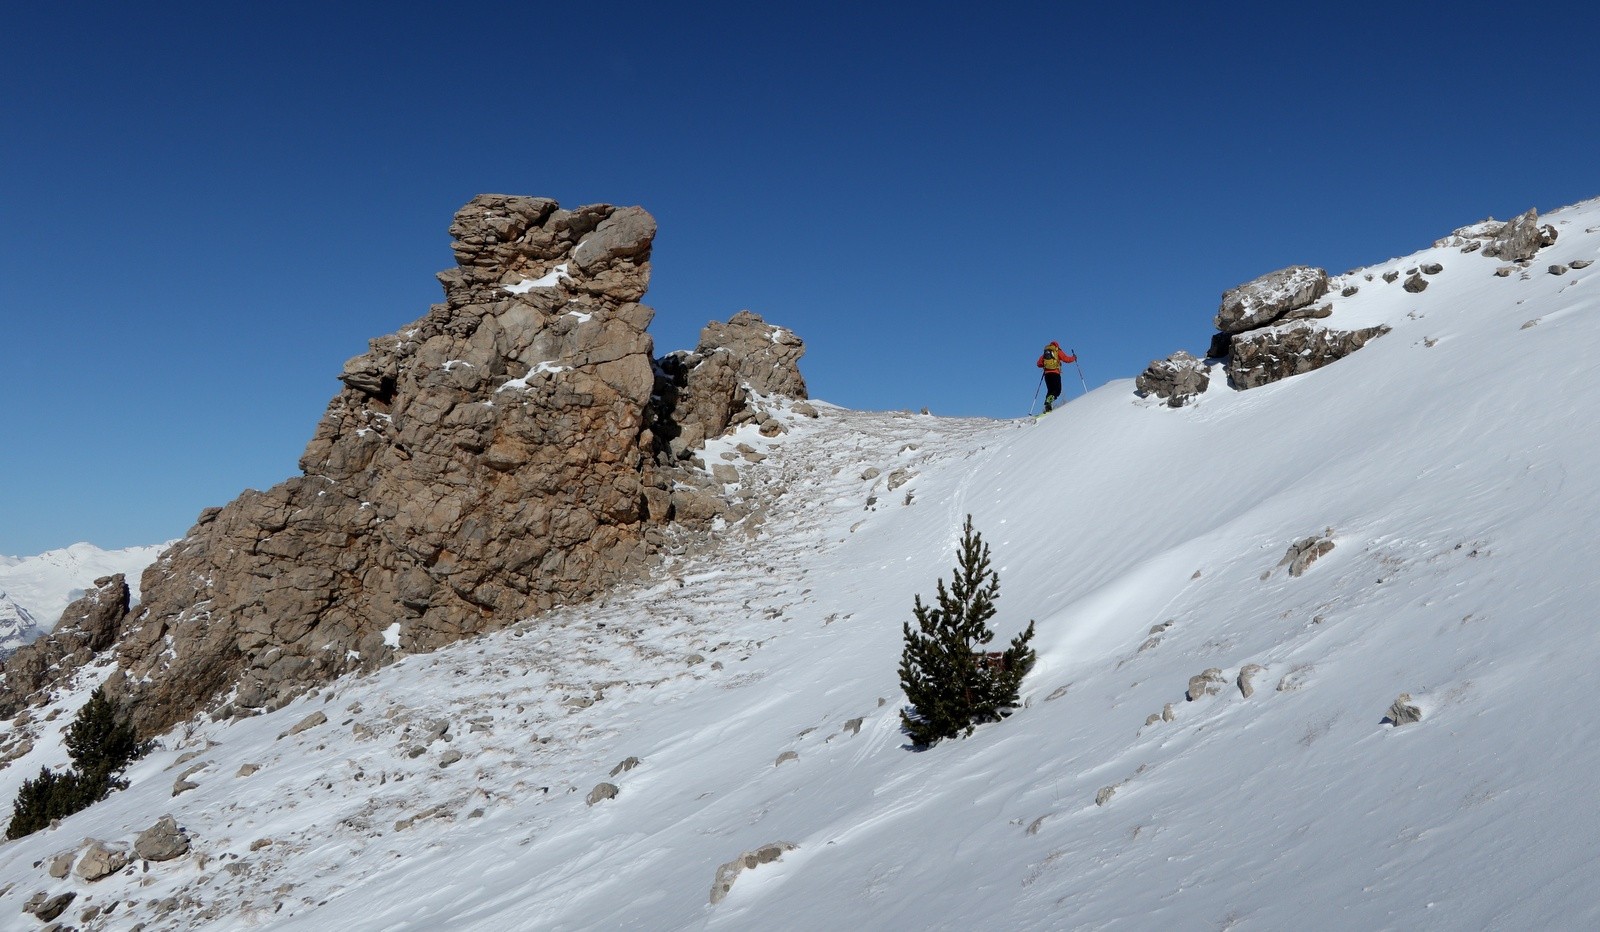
[1383,270,1400,283]
[1227,323,1391,390]
[281,711,327,739]
[609,756,642,777]
[1279,535,1336,577]
[1135,350,1210,407]
[1403,272,1428,293]
[25,890,75,921]
[1571,259,1593,269]
[1384,693,1422,726]
[1421,262,1444,275]
[1095,785,1118,806]
[1238,664,1266,699]
[1482,209,1550,262]
[775,750,799,766]
[1215,266,1330,334]
[134,815,190,862]
[1549,264,1570,276]
[75,840,129,881]
[586,782,619,806]
[46,850,74,879]
[1186,668,1227,701]
[709,842,796,905]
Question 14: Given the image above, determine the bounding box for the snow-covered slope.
[0,542,167,653]
[2,198,1598,930]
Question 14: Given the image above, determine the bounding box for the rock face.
[1227,322,1391,391]
[1214,266,1330,334]
[1135,350,1210,407]
[0,575,129,704]
[134,815,191,861]
[0,195,807,737]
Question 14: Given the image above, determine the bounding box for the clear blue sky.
[3,2,1596,555]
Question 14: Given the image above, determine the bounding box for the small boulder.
[1549,264,1570,276]
[775,750,799,767]
[1385,693,1423,726]
[1187,668,1227,701]
[1280,535,1336,577]
[709,842,796,905]
[1238,664,1266,699]
[609,756,642,777]
[134,815,191,862]
[1420,262,1444,275]
[586,782,619,806]
[1402,273,1428,293]
[1482,209,1547,262]
[27,891,76,921]
[1135,350,1210,407]
[280,710,327,739]
[1571,259,1593,270]
[75,840,129,881]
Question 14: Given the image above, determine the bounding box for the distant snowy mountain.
[2,197,1598,929]
[0,542,167,653]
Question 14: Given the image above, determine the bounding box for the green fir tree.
[898,515,1036,747]
[5,686,144,839]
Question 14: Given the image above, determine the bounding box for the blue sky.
[3,1,1596,555]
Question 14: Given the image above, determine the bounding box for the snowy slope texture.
[1,196,1599,930]
[0,543,166,654]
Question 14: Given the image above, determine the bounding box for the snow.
[504,263,570,294]
[2,198,1600,928]
[495,361,570,393]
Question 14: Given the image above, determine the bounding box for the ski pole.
[1070,348,1088,395]
[1028,372,1043,416]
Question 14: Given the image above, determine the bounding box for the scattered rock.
[1571,259,1593,269]
[1135,350,1210,407]
[172,762,206,796]
[280,711,327,739]
[1421,262,1443,275]
[709,842,796,905]
[134,815,191,862]
[1162,702,1176,722]
[1095,785,1118,806]
[46,851,75,879]
[1482,208,1548,262]
[1402,273,1428,293]
[775,750,799,766]
[1187,668,1227,701]
[586,783,619,806]
[609,756,642,777]
[842,717,864,736]
[1279,535,1335,577]
[1238,664,1266,699]
[236,763,261,778]
[1385,693,1423,726]
[1494,266,1516,278]
[1549,264,1570,276]
[27,891,76,921]
[75,840,129,881]
[1341,285,1360,297]
[1383,270,1400,283]
[438,750,463,768]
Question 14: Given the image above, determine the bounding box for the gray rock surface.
[1226,323,1391,390]
[75,840,129,881]
[1135,350,1210,407]
[1280,535,1336,577]
[1482,209,1550,262]
[1187,668,1227,701]
[134,815,190,861]
[586,782,619,806]
[709,842,796,905]
[1215,266,1330,334]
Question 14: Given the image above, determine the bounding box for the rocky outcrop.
[2,195,807,737]
[709,842,796,905]
[1135,350,1210,407]
[1214,266,1330,334]
[133,815,191,861]
[1280,535,1336,577]
[0,576,129,711]
[1227,322,1391,391]
[1482,209,1556,262]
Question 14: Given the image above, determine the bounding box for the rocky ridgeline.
[0,195,807,737]
[1135,208,1559,406]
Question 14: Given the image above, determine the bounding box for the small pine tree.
[64,686,141,795]
[898,515,1037,747]
[4,686,144,839]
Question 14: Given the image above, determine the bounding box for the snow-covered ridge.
[2,197,1599,929]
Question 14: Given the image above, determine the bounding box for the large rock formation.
[1227,322,1391,390]
[0,195,807,736]
[1214,265,1330,334]
[0,575,130,700]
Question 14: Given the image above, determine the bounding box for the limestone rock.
[1385,693,1422,726]
[1095,785,1118,806]
[1482,209,1548,262]
[1402,272,1428,293]
[75,840,129,881]
[0,576,130,714]
[1571,259,1593,270]
[0,195,807,739]
[1549,264,1570,276]
[586,782,619,806]
[1215,266,1330,334]
[47,850,75,878]
[1187,668,1227,701]
[134,815,190,862]
[775,750,799,766]
[282,710,327,738]
[1238,664,1266,698]
[26,891,76,921]
[709,842,796,905]
[1135,350,1210,407]
[1279,535,1336,577]
[1382,270,1400,283]
[1226,322,1391,390]
[609,756,642,777]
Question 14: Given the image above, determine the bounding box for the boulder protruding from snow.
[1482,209,1555,262]
[1135,350,1210,407]
[709,842,797,905]
[1215,266,1330,334]
[1227,323,1391,391]
[1279,535,1336,577]
[1384,693,1422,726]
[134,815,190,862]
[1187,668,1227,701]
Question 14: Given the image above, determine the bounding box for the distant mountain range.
[0,542,167,654]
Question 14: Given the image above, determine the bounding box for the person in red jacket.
[1036,341,1076,412]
